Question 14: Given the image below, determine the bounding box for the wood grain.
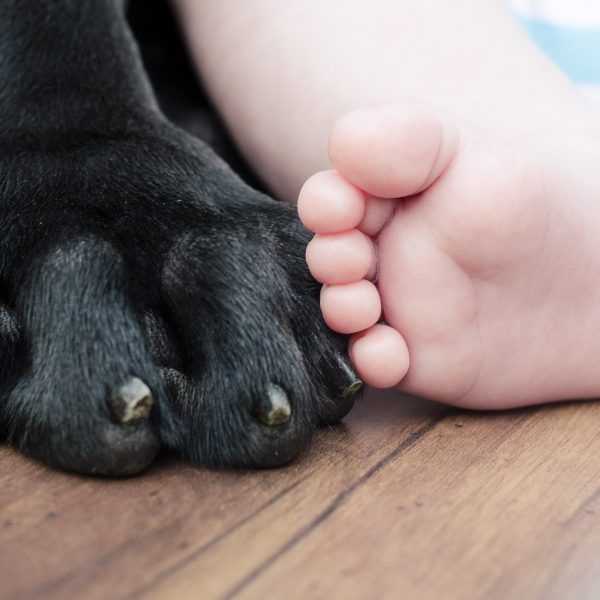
[2,389,600,599]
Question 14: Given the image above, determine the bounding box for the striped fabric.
[508,0,600,110]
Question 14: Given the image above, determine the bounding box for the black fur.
[0,0,361,475]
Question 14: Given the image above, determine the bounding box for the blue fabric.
[514,15,600,83]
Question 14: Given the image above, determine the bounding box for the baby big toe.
[329,103,458,199]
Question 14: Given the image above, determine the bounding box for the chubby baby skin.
[175,0,600,410]
[300,103,600,409]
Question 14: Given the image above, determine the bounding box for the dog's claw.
[257,384,291,426]
[336,356,363,398]
[340,379,363,398]
[108,377,153,423]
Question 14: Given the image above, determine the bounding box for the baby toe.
[306,229,376,285]
[349,324,409,388]
[298,170,366,234]
[329,103,458,199]
[320,280,381,334]
[358,196,397,237]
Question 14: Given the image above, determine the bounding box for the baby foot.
[299,103,600,409]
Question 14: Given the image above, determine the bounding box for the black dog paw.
[155,216,361,468]
[0,114,361,475]
[0,0,361,475]
[1,239,163,475]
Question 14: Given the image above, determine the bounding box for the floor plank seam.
[223,415,447,599]
[127,471,314,600]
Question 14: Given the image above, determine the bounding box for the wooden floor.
[2,389,600,599]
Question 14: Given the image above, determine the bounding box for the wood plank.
[0,389,446,599]
[4,391,600,599]
[232,400,600,600]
